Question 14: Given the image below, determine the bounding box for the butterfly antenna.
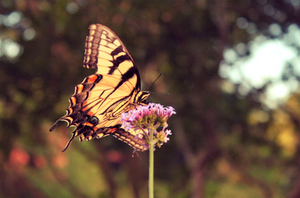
[148,73,162,91]
[62,132,76,152]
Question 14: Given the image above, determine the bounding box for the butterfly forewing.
[50,24,149,151]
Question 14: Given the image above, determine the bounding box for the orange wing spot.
[82,101,87,107]
[62,117,73,123]
[93,126,98,131]
[67,108,73,114]
[97,133,104,138]
[74,131,79,137]
[108,127,117,133]
[87,135,92,141]
[76,84,84,93]
[70,97,76,105]
[86,111,94,116]
[87,75,98,83]
[85,122,93,127]
[82,107,88,112]
[82,105,92,112]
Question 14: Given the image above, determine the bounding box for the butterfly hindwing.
[51,24,150,151]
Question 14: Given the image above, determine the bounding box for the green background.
[1,0,300,197]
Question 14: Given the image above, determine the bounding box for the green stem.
[149,128,154,198]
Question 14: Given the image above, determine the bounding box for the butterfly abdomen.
[51,24,151,152]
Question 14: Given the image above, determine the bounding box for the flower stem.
[149,128,154,198]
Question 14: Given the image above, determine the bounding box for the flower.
[120,103,176,150]
[155,129,172,148]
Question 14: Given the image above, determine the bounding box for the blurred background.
[1,0,300,197]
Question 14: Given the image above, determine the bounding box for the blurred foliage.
[1,0,300,198]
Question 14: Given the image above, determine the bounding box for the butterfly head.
[136,91,150,104]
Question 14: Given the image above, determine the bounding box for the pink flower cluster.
[120,103,176,149]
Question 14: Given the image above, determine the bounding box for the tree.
[1,0,300,197]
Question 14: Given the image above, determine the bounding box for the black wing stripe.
[51,24,150,152]
[111,45,123,56]
[109,55,132,75]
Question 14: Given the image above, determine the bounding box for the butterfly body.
[50,24,150,151]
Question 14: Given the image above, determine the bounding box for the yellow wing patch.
[50,24,150,151]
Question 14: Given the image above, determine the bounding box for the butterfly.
[50,24,150,151]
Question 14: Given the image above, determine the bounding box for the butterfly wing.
[50,24,149,151]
